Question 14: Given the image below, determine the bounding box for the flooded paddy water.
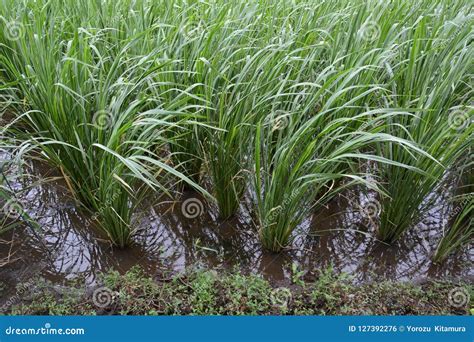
[0,155,472,304]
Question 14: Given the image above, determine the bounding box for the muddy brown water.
[0,157,472,305]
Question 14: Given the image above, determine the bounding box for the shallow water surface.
[0,160,472,304]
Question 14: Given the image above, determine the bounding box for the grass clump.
[0,0,206,246]
[434,158,473,262]
[0,0,472,256]
[374,3,474,242]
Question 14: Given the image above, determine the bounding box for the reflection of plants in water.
[193,238,219,255]
[147,202,260,267]
[434,159,473,263]
[0,147,27,234]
